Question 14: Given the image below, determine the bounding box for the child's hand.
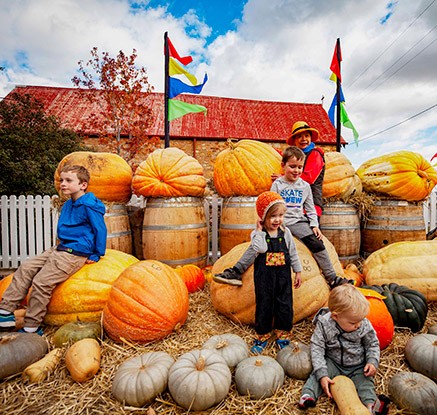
[364,363,377,377]
[294,272,302,288]
[320,376,335,398]
[256,219,263,231]
[271,173,280,182]
[312,227,323,240]
[85,259,96,264]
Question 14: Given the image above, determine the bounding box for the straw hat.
[256,191,285,221]
[287,121,320,145]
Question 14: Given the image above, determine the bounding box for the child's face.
[293,131,312,149]
[332,309,364,332]
[59,171,87,200]
[282,156,304,183]
[263,206,285,233]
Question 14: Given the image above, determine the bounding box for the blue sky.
[0,0,436,169]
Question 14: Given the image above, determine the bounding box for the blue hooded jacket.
[57,192,107,262]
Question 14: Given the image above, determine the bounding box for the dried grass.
[1,287,436,415]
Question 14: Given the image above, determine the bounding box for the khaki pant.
[0,247,87,328]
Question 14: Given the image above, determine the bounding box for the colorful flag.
[432,152,437,162]
[167,37,193,66]
[328,87,359,145]
[169,73,208,99]
[169,58,198,85]
[330,41,342,82]
[168,99,207,121]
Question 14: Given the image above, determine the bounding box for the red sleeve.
[301,149,324,185]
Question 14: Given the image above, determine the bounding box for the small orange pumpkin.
[102,260,189,343]
[175,264,206,293]
[54,151,133,203]
[343,263,365,287]
[132,147,207,197]
[357,288,394,350]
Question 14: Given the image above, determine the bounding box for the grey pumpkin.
[276,340,312,380]
[235,355,284,399]
[405,333,437,381]
[388,371,437,415]
[168,349,231,411]
[201,333,249,368]
[112,351,175,407]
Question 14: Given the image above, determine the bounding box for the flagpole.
[335,37,341,152]
[164,31,170,148]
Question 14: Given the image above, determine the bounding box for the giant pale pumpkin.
[213,139,282,197]
[102,260,189,343]
[54,151,133,203]
[356,150,437,201]
[210,237,342,325]
[322,152,362,199]
[363,240,437,301]
[132,147,206,197]
[44,249,138,326]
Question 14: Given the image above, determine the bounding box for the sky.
[0,0,436,169]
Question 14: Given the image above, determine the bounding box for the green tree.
[72,47,156,165]
[0,92,87,195]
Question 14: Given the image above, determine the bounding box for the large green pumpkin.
[362,283,428,333]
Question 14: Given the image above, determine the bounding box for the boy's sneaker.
[18,327,44,336]
[213,268,243,286]
[251,339,268,354]
[298,394,316,409]
[276,339,290,350]
[328,276,355,289]
[372,394,391,415]
[0,313,15,331]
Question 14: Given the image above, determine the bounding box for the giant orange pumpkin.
[54,151,133,203]
[102,260,189,343]
[44,249,138,325]
[213,139,282,197]
[210,237,343,325]
[322,152,362,199]
[356,150,437,201]
[357,288,394,350]
[132,147,207,197]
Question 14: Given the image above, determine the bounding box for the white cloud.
[0,0,436,168]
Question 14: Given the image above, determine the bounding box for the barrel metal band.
[320,225,360,230]
[368,216,423,221]
[159,255,208,266]
[142,223,206,230]
[220,224,256,230]
[107,231,132,238]
[364,225,425,231]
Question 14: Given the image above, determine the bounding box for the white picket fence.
[1,191,437,270]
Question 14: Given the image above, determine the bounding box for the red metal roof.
[6,85,346,145]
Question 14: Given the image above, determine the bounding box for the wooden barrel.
[361,199,426,257]
[142,197,208,268]
[319,202,361,266]
[104,203,132,254]
[219,197,258,255]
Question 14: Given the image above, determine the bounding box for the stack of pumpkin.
[131,147,209,268]
[54,151,134,254]
[213,139,283,254]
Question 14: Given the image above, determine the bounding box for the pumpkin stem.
[255,359,263,367]
[291,341,300,352]
[226,138,238,150]
[196,355,206,371]
[215,340,228,349]
[0,333,19,344]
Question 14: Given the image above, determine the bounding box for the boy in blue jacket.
[0,165,107,335]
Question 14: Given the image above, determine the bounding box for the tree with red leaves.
[72,47,157,165]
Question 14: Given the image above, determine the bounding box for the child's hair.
[264,201,286,221]
[282,146,305,164]
[60,165,90,184]
[328,284,369,319]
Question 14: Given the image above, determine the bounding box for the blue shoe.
[276,339,290,350]
[0,313,15,331]
[18,327,44,336]
[251,339,268,354]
